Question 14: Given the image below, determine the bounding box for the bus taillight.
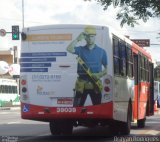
[103,75,112,94]
[104,86,110,92]
[23,94,28,100]
[21,80,27,85]
[22,87,27,93]
[20,76,29,102]
[104,79,110,84]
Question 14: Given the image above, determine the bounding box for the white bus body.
[20,24,153,135]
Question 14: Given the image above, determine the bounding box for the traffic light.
[12,25,19,40]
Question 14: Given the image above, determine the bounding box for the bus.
[20,24,154,135]
[154,67,160,107]
[0,78,20,107]
[154,65,160,81]
[154,81,160,100]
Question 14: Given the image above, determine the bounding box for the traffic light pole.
[22,0,24,28]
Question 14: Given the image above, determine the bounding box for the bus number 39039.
[56,107,76,113]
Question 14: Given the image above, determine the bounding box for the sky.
[0,0,160,62]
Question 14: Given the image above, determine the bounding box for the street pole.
[22,0,24,28]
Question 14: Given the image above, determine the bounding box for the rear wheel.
[49,120,73,136]
[49,121,61,135]
[109,122,120,136]
[119,103,132,135]
[109,103,132,136]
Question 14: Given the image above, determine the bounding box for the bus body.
[20,24,154,135]
[0,78,19,107]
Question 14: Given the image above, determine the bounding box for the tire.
[137,118,146,128]
[49,121,61,136]
[49,120,73,136]
[109,121,120,136]
[119,104,132,135]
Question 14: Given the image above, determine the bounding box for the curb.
[0,106,20,111]
[11,107,20,110]
[0,107,11,110]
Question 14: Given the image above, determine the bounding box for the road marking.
[146,121,160,124]
[145,130,160,135]
[38,133,51,136]
[0,112,13,114]
[7,121,21,124]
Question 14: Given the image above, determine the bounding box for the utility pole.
[13,46,17,64]
[22,0,24,28]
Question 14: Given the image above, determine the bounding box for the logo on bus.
[36,85,55,95]
[23,104,30,112]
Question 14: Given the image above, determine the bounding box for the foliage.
[84,0,160,27]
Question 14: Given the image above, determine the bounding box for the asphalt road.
[0,107,160,142]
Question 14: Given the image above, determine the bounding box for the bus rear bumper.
[21,102,113,121]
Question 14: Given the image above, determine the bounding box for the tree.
[84,0,160,27]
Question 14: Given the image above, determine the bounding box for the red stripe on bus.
[21,102,113,120]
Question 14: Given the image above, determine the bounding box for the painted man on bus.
[67,25,108,107]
